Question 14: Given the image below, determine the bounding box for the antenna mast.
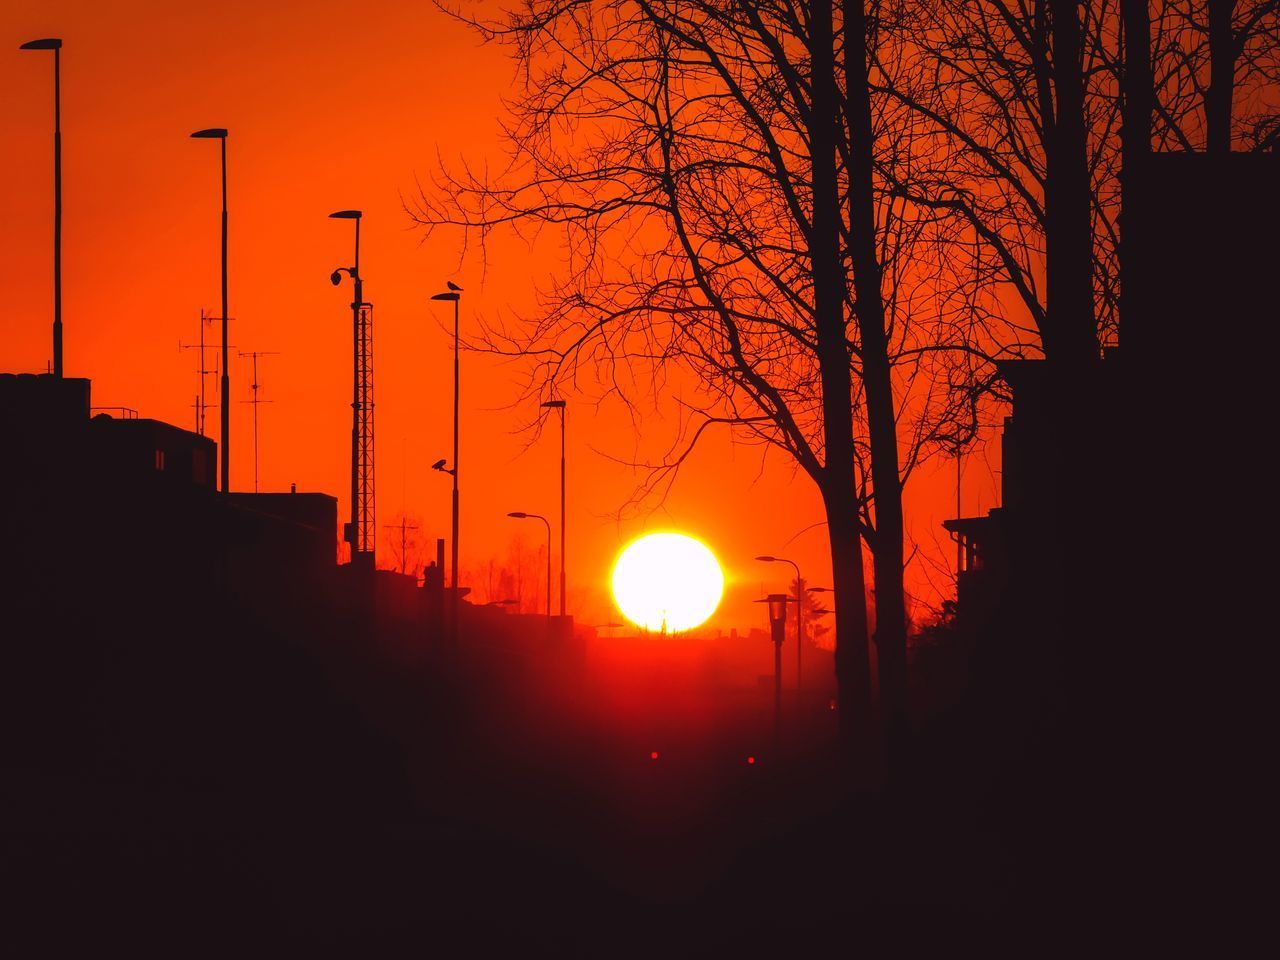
[238,349,279,493]
[180,309,232,436]
[384,516,420,576]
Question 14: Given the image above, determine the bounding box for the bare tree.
[416,0,1028,761]
[881,0,1124,356]
[1155,0,1280,151]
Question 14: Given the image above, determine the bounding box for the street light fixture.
[756,593,790,736]
[541,398,567,617]
[756,554,804,693]
[431,284,463,640]
[329,209,376,572]
[190,128,231,491]
[507,512,552,620]
[19,38,64,378]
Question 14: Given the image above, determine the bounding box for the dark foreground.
[1,598,1181,955]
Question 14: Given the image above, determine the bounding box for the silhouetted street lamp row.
[17,40,571,629]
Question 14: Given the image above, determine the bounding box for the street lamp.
[756,593,789,736]
[432,283,463,639]
[756,555,804,693]
[190,127,230,492]
[19,38,63,378]
[541,398,567,616]
[507,512,552,620]
[329,209,376,572]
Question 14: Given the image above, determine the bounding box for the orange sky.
[1,0,1002,633]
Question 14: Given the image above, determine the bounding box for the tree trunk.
[1120,0,1153,346]
[823,484,872,758]
[842,0,908,768]
[811,0,872,758]
[1207,0,1236,154]
[1120,0,1153,316]
[1045,0,1098,363]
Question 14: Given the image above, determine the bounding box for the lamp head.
[20,38,63,50]
[541,399,566,409]
[755,555,776,563]
[507,512,528,519]
[328,209,362,220]
[329,269,344,286]
[762,594,789,625]
[190,128,228,139]
[431,292,460,302]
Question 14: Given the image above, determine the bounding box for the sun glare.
[611,532,724,633]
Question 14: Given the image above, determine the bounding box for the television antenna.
[384,515,420,576]
[180,309,234,436]
[238,349,279,492]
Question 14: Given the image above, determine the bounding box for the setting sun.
[611,532,724,633]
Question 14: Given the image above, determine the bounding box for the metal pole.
[251,352,260,492]
[775,635,783,737]
[351,247,359,566]
[199,310,206,435]
[354,218,363,567]
[19,39,64,376]
[219,135,229,494]
[794,564,802,694]
[778,558,802,696]
[956,445,963,578]
[53,46,62,378]
[559,405,566,617]
[543,515,552,620]
[451,296,460,639]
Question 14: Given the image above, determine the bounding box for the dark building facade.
[945,151,1279,651]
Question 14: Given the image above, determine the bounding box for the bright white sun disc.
[611,532,723,633]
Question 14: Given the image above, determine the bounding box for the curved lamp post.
[541,399,568,617]
[432,283,463,638]
[20,38,63,377]
[508,511,552,620]
[190,127,230,491]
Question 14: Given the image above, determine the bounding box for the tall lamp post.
[756,555,803,693]
[329,209,377,572]
[541,399,567,616]
[507,512,552,621]
[190,127,230,492]
[19,38,63,378]
[431,283,463,637]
